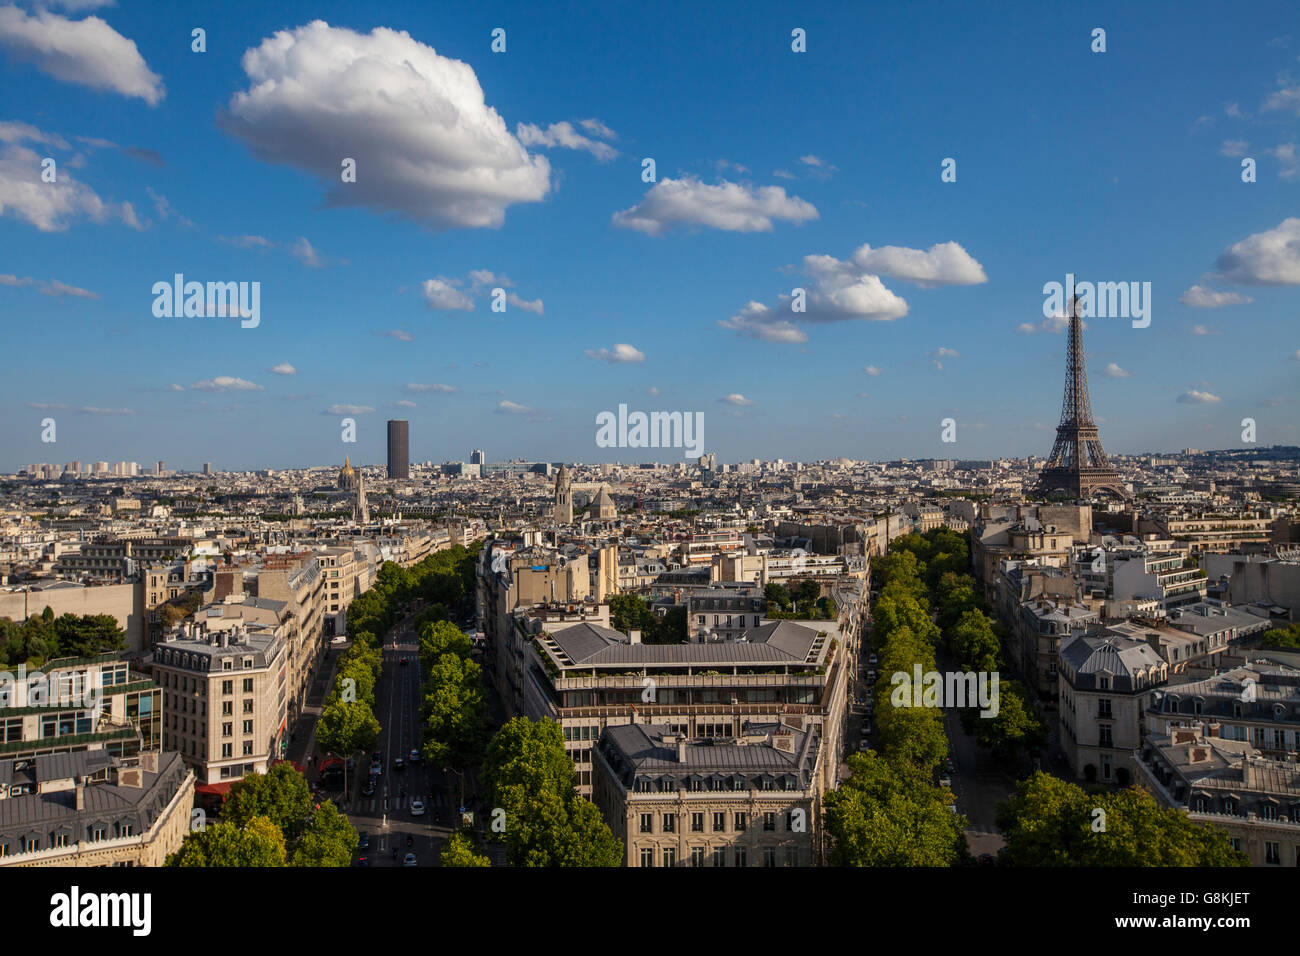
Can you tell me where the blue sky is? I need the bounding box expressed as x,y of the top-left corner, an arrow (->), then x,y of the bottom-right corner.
1,0 -> 1297,471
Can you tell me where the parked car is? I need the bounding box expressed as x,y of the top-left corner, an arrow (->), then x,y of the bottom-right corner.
361,776 -> 376,797
944,756 -> 956,774
357,832 -> 370,850
939,773 -> 952,788
868,653 -> 878,666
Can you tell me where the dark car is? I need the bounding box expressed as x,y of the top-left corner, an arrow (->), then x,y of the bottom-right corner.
354,855 -> 368,867
399,656 -> 409,666
393,757 -> 405,771
408,748 -> 421,764
358,832 -> 370,850
361,776 -> 376,797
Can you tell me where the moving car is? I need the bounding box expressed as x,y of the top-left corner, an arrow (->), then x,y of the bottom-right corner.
357,832 -> 370,850
393,757 -> 405,771
408,748 -> 421,763
410,799 -> 425,817
403,853 -> 418,867
399,656 -> 409,666
361,776 -> 376,797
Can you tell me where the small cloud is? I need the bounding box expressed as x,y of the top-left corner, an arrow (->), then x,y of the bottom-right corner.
469,269 -> 512,288
496,400 -> 532,414
190,376 -> 263,391
515,120 -> 618,162
863,365 -> 882,376
578,118 -> 617,140
718,393 -> 754,406
1102,362 -> 1131,378
1190,324 -> 1220,335
290,236 -> 323,267
1220,140 -> 1249,157
145,186 -> 192,227
79,406 -> 133,415
270,363 -> 297,375
392,399 -> 417,408
122,146 -> 163,167
1180,284 -> 1252,307
1177,389 -> 1221,404
647,386 -> 660,397
325,403 -> 374,415
26,401 -> 68,410
168,383 -> 184,391
404,382 -> 457,393
1016,322 -> 1037,334
585,343 -> 645,364
221,234 -> 273,249
422,277 -> 475,311
381,329 -> 413,341
507,292 -> 544,315
772,168 -> 795,180
797,154 -> 838,178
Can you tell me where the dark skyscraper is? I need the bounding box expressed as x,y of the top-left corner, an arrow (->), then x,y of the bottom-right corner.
387,420 -> 410,479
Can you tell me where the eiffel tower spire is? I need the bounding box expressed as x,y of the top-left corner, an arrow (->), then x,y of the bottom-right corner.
1036,289 -> 1130,500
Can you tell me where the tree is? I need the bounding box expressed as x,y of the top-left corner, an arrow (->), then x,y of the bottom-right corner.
972,680 -> 1047,762
482,718 -> 621,867
291,802 -> 359,867
824,752 -> 967,866
222,762 -> 314,845
421,654 -> 487,769
764,581 -> 792,611
996,773 -> 1247,866
168,816 -> 287,867
418,620 -> 472,669
608,594 -> 655,636
440,829 -> 491,867
316,699 -> 380,762
947,609 -> 1002,673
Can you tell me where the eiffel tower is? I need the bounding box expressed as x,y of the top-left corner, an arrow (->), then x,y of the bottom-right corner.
1036,292 -> 1130,500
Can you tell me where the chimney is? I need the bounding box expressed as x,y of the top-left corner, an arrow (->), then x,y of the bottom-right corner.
1205,722 -> 1221,738
74,782 -> 85,811
676,738 -> 687,763
628,629 -> 641,644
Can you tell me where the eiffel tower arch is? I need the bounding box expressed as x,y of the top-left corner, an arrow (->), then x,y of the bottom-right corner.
1036,293 -> 1131,500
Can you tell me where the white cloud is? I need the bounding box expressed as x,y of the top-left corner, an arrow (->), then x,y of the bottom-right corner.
392,399 -> 417,408
719,301 -> 809,343
0,272 -> 97,298
647,386 -> 660,397
1220,140 -> 1249,157
79,405 -> 133,415
585,343 -> 645,364
382,329 -> 413,341
1263,85 -> 1300,115
145,187 -> 193,227
516,121 -> 618,162
846,241 -> 988,287
191,376 -> 264,391
326,403 -> 373,415
863,365 -> 882,376
797,154 -> 838,178
0,120 -> 69,150
1180,284 -> 1252,307
772,168 -> 795,180
718,393 -> 754,406
404,382 -> 457,393
1177,389 -> 1222,404
221,234 -> 273,249
290,236 -> 323,268
1213,218 -> 1300,285
1268,142 -> 1299,180
1102,363 -> 1130,378
270,363 -> 297,375
612,176 -> 818,236
0,143 -> 141,232
0,6 -> 163,104
469,269 -> 511,288
26,401 -> 67,410
495,400 -> 532,414
578,118 -> 617,140
421,277 -> 475,311
1016,322 -> 1037,334
220,20 -> 550,229
507,292 -> 544,315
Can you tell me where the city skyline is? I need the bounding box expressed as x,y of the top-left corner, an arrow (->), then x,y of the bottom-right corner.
2,1 -> 1298,471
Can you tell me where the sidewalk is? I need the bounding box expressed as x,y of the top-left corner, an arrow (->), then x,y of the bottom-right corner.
285,640 -> 348,782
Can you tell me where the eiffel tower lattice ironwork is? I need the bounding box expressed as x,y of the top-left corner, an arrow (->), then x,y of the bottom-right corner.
1036,292 -> 1130,500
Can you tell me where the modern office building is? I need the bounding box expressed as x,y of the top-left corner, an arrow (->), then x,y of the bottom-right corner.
470,449 -> 485,465
387,420 -> 410,480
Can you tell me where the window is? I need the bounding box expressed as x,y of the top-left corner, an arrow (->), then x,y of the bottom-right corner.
222,680 -> 233,695
221,744 -> 232,758
763,847 -> 776,868
712,848 -> 726,867
1266,842 -> 1280,865
690,846 -> 706,867
662,814 -> 675,833
1097,698 -> 1112,719
639,848 -> 654,867
1261,804 -> 1280,822
691,812 -> 704,833
734,812 -> 747,831
242,741 -> 254,756
221,701 -> 232,716
243,699 -> 254,714
1098,677 -> 1110,690
52,833 -> 69,848
712,812 -> 726,832
734,847 -> 746,868
785,847 -> 798,867
639,813 -> 653,834
1098,725 -> 1113,748
223,723 -> 233,738
662,848 -> 675,867
243,720 -> 253,735
91,826 -> 107,843
763,812 -> 776,832
242,678 -> 253,693
120,824 -> 132,838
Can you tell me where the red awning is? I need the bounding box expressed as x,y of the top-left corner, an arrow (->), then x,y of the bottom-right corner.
195,781 -> 235,795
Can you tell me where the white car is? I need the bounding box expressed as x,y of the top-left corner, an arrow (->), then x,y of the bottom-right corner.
410,799 -> 426,817
939,774 -> 952,788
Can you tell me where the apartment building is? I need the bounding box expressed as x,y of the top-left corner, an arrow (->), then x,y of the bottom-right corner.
55,536 -> 191,582
1142,513 -> 1272,554
521,613 -> 847,796
687,585 -> 764,640
1147,664 -> 1300,759
1059,633 -> 1169,785
592,720 -> 822,867
251,553 -> 325,726
314,546 -> 366,633
1134,726 -> 1300,866
1016,598 -> 1099,699
152,616 -> 289,791
0,750 -> 193,868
